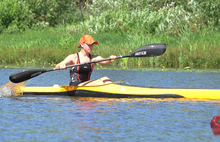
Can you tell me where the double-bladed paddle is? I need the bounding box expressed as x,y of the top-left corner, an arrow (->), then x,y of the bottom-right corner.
9,43 -> 167,83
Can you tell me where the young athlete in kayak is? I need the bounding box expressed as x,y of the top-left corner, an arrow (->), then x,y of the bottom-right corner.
55,35 -> 116,86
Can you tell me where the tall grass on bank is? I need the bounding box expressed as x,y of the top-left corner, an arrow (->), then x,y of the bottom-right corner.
0,28 -> 220,69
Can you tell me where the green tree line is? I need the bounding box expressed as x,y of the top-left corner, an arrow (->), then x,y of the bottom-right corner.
0,0 -> 219,35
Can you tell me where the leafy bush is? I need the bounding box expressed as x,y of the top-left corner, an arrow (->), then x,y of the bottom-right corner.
0,0 -> 33,33
0,0 -> 80,33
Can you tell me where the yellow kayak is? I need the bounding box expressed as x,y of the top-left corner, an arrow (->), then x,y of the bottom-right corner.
21,83 -> 220,99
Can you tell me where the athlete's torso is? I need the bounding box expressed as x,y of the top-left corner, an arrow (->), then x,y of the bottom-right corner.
69,53 -> 93,86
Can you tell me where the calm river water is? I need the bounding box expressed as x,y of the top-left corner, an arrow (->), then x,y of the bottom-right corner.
0,68 -> 220,141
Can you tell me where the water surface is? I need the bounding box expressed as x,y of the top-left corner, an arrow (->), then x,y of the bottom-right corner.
0,68 -> 220,141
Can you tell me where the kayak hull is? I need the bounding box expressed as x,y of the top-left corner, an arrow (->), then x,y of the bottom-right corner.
21,83 -> 220,99
23,90 -> 183,98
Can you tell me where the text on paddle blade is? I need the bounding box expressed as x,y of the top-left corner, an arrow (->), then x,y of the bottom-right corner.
134,51 -> 147,56
31,72 -> 42,77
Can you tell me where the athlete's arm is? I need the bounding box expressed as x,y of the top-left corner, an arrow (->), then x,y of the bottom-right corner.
92,55 -> 116,65
55,54 -> 76,70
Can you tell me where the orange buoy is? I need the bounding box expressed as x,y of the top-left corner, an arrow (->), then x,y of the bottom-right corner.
211,115 -> 220,135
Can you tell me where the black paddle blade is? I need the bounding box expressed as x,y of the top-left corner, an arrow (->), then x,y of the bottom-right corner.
9,69 -> 50,83
128,44 -> 167,57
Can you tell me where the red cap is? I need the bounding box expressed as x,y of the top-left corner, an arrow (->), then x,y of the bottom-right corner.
79,35 -> 98,47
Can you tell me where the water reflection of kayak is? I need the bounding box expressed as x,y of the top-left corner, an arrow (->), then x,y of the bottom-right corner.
21,82 -> 220,99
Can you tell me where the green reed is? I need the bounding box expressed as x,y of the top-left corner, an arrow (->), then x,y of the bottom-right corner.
0,28 -> 220,69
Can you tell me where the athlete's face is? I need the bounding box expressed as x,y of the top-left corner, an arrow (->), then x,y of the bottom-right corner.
83,43 -> 93,53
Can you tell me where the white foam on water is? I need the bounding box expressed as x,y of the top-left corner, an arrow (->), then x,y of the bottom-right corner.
0,81 -> 26,98
0,87 -> 12,97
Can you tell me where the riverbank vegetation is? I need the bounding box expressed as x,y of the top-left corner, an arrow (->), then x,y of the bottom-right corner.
0,0 -> 220,69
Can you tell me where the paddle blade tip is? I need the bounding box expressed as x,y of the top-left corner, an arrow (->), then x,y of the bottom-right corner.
9,74 -> 22,83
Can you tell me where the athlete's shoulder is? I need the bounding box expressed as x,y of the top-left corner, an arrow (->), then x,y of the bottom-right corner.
66,53 -> 77,58
63,53 -> 78,64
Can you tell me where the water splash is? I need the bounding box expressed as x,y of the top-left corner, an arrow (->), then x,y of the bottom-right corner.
0,81 -> 26,97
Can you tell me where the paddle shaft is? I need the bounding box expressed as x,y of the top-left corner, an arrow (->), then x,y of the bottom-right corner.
9,55 -> 126,83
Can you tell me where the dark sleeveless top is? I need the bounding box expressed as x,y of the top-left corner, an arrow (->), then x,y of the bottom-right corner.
69,53 -> 93,86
